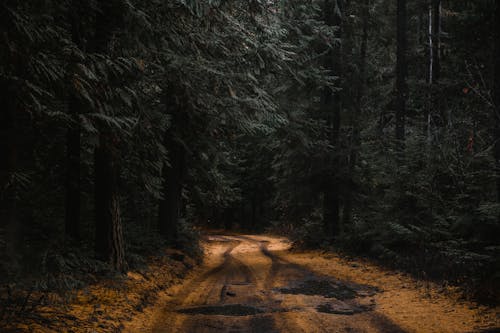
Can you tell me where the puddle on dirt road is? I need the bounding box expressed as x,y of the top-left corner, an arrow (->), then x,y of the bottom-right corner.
278,279 -> 376,300
178,279 -> 378,318
279,279 -> 356,300
178,304 -> 264,316
278,278 -> 378,316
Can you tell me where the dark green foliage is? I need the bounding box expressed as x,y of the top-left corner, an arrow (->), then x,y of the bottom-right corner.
0,0 -> 311,282
0,0 -> 499,306
265,0 -> 499,301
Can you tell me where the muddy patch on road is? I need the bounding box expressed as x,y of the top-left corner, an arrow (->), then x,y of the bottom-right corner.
279,278 -> 378,299
178,304 -> 265,316
279,279 -> 358,299
277,278 -> 379,315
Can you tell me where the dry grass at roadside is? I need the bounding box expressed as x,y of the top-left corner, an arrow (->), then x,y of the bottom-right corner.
0,249 -> 197,333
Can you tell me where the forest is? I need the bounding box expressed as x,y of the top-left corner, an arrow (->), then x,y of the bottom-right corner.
1,0 -> 500,332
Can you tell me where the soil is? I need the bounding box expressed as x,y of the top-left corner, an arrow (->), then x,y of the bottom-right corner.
124,234 -> 500,333
3,233 -> 499,332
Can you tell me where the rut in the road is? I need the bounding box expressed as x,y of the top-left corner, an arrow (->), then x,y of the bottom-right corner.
146,235 -> 408,333
122,234 -> 500,333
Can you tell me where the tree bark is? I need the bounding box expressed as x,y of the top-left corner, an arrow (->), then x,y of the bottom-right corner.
343,0 -> 369,226
64,2 -> 85,241
251,193 -> 257,230
395,0 -> 408,149
92,0 -> 126,271
158,133 -> 185,244
0,2 -> 23,270
65,100 -> 81,240
322,0 -> 343,240
426,0 -> 442,142
494,1 -> 500,207
431,0 -> 441,84
94,135 -> 126,271
223,207 -> 234,230
0,82 -> 19,266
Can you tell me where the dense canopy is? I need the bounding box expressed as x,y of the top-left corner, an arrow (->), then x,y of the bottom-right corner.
1,0 -> 499,323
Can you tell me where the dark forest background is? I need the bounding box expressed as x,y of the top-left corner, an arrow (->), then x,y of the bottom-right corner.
1,0 -> 499,304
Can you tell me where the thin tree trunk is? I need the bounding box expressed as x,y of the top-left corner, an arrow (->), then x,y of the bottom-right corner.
65,103 -> 81,240
94,135 -> 126,271
158,134 -> 185,244
92,0 -> 126,271
323,188 -> 340,238
0,2 -> 24,270
0,89 -> 15,227
432,0 -> 444,128
0,83 -> 19,268
425,3 -> 433,142
493,1 -> 500,207
343,0 -> 369,226
251,193 -> 257,230
258,198 -> 264,232
426,0 -> 442,142
323,0 -> 343,240
223,208 -> 234,230
64,3 -> 84,240
322,0 -> 344,240
395,0 -> 408,150
417,9 -> 423,46
431,0 -> 441,85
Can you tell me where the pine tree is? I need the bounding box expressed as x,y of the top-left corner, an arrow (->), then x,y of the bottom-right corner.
395,0 -> 408,150
64,1 -> 85,241
494,1 -> 500,209
92,0 -> 127,271
158,89 -> 187,244
323,0 -> 343,240
343,0 -> 369,226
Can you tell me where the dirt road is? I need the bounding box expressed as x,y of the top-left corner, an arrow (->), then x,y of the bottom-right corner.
124,234 -> 499,333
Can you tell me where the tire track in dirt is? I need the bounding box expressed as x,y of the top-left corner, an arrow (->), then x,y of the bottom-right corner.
139,234 -> 408,333
231,235 -> 407,333
151,235 -> 280,333
149,238 -> 240,332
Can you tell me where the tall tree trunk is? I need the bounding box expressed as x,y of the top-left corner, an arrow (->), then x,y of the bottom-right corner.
431,0 -> 441,85
426,0 -> 442,142
0,83 -> 19,268
94,135 -> 126,271
343,0 -> 369,226
395,0 -> 408,150
0,2 -> 25,272
251,193 -> 257,230
64,3 -> 85,241
494,1 -> 500,208
223,207 -> 234,230
323,0 -> 343,240
425,3 -> 433,141
65,122 -> 81,240
158,133 -> 185,244
92,0 -> 126,271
